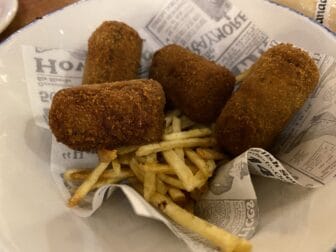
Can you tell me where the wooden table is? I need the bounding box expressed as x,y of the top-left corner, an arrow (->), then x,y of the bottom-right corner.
0,0 -> 78,41
0,0 -> 334,42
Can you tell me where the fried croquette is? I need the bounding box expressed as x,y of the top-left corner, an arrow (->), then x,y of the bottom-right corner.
149,44 -> 235,123
49,79 -> 165,151
82,21 -> 142,84
215,43 -> 320,156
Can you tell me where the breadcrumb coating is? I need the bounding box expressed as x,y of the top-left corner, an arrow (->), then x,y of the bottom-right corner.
215,43 -> 320,156
82,21 -> 142,84
149,44 -> 235,123
49,79 -> 165,151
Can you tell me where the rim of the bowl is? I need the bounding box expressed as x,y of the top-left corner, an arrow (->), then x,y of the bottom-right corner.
0,0 -> 19,33
0,0 -> 334,48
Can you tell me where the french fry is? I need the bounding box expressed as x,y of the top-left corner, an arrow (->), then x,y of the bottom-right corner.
206,160 -> 217,174
129,158 -> 144,182
142,163 -> 175,174
158,174 -> 185,190
136,138 -> 216,156
68,161 -> 111,207
156,179 -> 168,195
196,148 -> 229,161
144,171 -> 156,200
150,193 -> 252,252
63,168 -> 87,181
171,116 -> 185,161
146,153 -> 157,163
235,68 -> 250,82
163,150 -> 196,191
163,128 -> 212,141
64,169 -> 115,181
91,170 -> 134,190
168,187 -> 186,203
111,160 -> 121,175
174,148 -> 185,161
64,109 -> 250,251
193,171 -> 208,189
172,116 -> 181,132
185,149 -> 210,177
117,145 -> 139,155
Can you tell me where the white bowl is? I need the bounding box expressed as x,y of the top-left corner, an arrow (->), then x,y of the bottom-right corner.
0,0 -> 335,251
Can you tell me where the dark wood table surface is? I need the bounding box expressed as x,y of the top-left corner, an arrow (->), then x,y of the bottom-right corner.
0,0 -> 78,41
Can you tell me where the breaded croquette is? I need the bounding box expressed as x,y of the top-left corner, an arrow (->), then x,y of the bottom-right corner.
82,21 -> 142,84
49,79 -> 165,151
149,44 -> 235,123
215,43 -> 320,156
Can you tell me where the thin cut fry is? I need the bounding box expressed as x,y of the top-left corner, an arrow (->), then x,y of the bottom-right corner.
156,179 -> 168,195
136,138 -> 216,156
63,168 -> 87,181
172,116 -> 181,132
129,158 -> 144,182
206,160 -> 217,174
111,160 -> 121,175
163,128 -> 212,141
168,187 -> 186,203
171,116 -> 185,160
91,170 -> 134,190
68,161 -> 110,207
64,169 -> 114,181
193,171 -> 208,189
142,163 -> 175,174
163,150 -> 196,191
144,171 -> 156,200
235,68 -> 251,82
146,153 -> 157,163
185,149 -> 210,177
158,174 -> 185,190
174,148 -> 184,161
150,193 -> 252,252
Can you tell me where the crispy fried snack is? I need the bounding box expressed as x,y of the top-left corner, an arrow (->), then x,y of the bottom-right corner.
82,21 -> 142,84
216,43 -> 320,156
149,44 -> 235,123
49,79 -> 165,151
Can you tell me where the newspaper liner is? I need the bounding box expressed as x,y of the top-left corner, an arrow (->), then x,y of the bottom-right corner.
21,0 -> 336,251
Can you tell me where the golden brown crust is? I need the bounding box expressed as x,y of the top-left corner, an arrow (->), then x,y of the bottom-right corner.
49,79 -> 165,151
215,43 -> 320,156
149,44 -> 235,123
82,21 -> 142,84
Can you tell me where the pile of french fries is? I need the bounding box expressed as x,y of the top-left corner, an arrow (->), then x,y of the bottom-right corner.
63,110 -> 251,252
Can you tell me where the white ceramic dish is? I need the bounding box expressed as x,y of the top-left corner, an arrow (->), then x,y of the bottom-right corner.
0,0 -> 335,251
0,0 -> 18,33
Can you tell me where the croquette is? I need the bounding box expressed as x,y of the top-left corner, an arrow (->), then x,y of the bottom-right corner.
49,79 -> 165,151
215,43 -> 320,156
149,44 -> 235,123
82,21 -> 142,84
